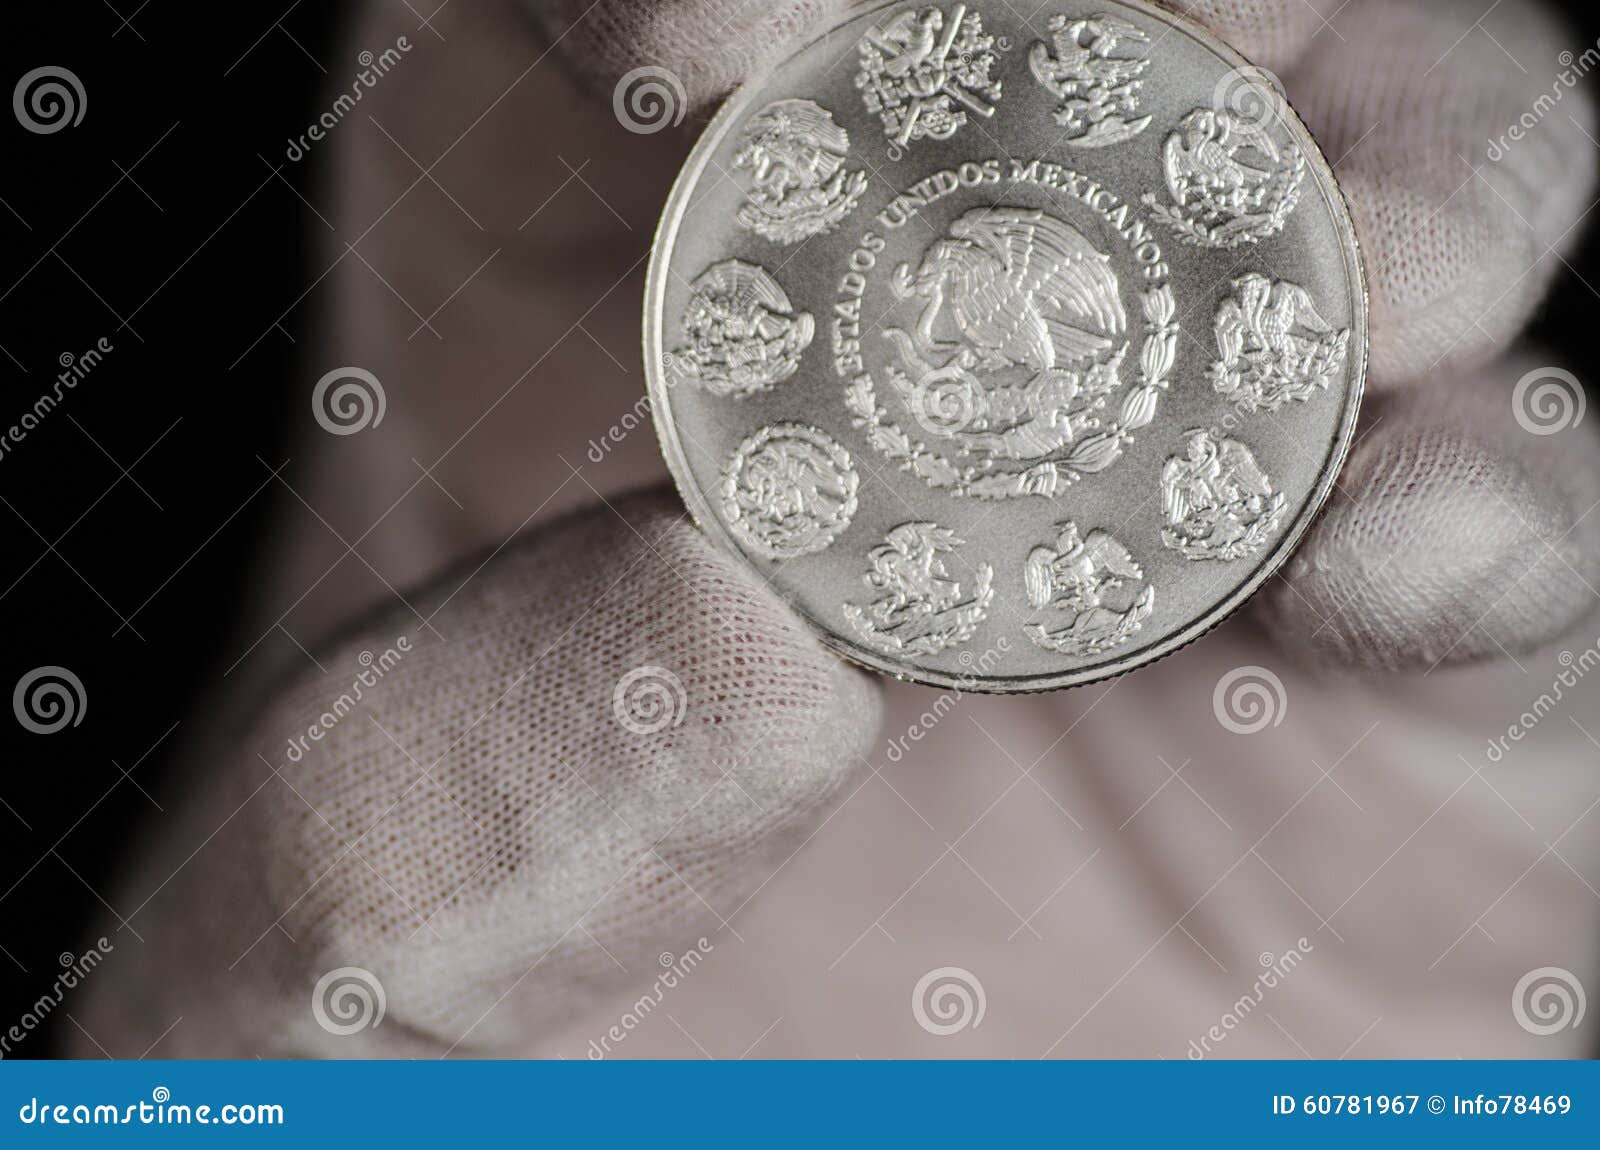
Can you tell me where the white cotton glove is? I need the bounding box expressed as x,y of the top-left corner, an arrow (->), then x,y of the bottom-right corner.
72,0 -> 1600,1059
75,491 -> 878,1056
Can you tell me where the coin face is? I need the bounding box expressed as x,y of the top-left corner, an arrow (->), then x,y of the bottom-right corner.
645,0 -> 1366,692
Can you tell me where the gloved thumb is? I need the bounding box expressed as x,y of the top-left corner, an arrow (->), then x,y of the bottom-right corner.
73,487 -> 881,1057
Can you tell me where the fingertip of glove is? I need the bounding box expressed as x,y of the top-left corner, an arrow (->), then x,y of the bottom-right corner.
1258,363 -> 1600,670
1164,0 -> 1330,76
618,488 -> 884,802
525,0 -> 856,114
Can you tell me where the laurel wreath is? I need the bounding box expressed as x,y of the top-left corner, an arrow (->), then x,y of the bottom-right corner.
1161,491 -> 1287,562
844,284 -> 1178,500
1142,149 -> 1306,249
843,562 -> 994,657
1025,584 -> 1155,657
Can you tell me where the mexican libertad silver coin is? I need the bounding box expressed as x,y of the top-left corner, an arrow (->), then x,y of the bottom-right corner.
645,0 -> 1366,692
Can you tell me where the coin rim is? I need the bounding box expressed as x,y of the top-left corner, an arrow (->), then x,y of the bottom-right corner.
643,0 -> 1369,693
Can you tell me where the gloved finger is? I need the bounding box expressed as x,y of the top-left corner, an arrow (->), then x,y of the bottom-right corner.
72,488 -> 882,1057
1285,0 -> 1597,389
531,0 -> 1339,120
1155,0 -> 1335,75
524,0 -> 859,112
1256,353 -> 1600,670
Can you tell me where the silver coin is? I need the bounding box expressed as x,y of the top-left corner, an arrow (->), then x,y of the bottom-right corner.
645,0 -> 1366,692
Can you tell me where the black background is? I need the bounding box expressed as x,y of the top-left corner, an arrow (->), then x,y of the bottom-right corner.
1,1 -> 1597,1057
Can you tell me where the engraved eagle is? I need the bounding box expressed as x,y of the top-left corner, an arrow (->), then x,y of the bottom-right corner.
1214,272 -> 1333,362
1024,521 -> 1142,614
1163,108 -> 1282,212
1161,429 -> 1275,530
889,206 -> 1126,379
1027,14 -> 1152,145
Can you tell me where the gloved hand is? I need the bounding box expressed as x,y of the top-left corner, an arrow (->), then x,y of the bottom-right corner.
72,0 -> 1600,1058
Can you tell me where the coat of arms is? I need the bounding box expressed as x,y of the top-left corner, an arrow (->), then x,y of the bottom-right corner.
1160,428 -> 1286,561
1209,273 -> 1349,412
732,99 -> 867,243
1143,98 -> 1306,248
844,205 -> 1178,499
855,3 -> 1003,149
843,522 -> 993,656
1023,522 -> 1155,656
668,260 -> 814,398
1028,13 -> 1152,147
721,424 -> 859,559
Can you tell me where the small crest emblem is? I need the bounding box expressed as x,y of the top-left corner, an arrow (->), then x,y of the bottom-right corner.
1160,429 -> 1286,562
1210,273 -> 1349,412
1024,522 -> 1155,656
733,99 -> 867,243
669,260 -> 814,398
1143,85 -> 1306,247
844,522 -> 993,656
855,3 -> 1003,149
721,424 -> 858,559
1028,13 -> 1152,147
